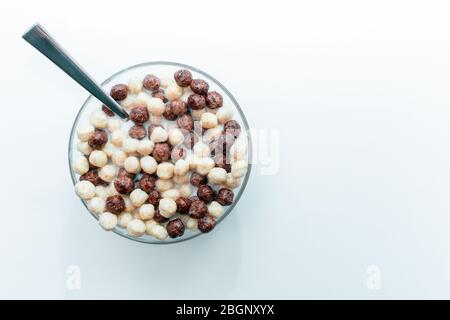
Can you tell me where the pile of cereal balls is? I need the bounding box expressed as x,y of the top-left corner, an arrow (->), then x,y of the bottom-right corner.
73,69 -> 248,241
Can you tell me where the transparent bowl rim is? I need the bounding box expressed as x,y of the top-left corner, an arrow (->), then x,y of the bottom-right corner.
68,61 -> 252,244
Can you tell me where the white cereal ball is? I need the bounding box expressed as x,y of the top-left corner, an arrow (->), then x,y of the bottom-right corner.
124,156 -> 141,174
139,204 -> 155,220
208,201 -> 224,219
145,220 -> 158,235
107,118 -> 122,132
123,196 -> 136,212
156,162 -> 174,179
200,112 -> 218,129
156,179 -> 174,192
117,212 -> 133,228
89,110 -> 108,128
150,224 -> 168,240
75,180 -> 96,200
123,138 -> 139,154
230,139 -> 248,161
196,157 -> 215,176
77,141 -> 92,155
99,212 -> 118,230
173,173 -> 189,185
168,128 -> 184,146
77,123 -> 95,141
179,184 -> 192,198
186,218 -> 198,230
185,154 -> 197,170
216,108 -> 233,124
111,130 -> 126,147
151,115 -> 163,125
226,173 -> 241,189
112,150 -> 127,166
193,142 -> 210,158
165,83 -> 183,100
102,143 -> 116,157
73,156 -> 89,175
128,75 -> 143,94
99,165 -> 116,183
89,150 -> 108,168
159,198 -> 177,218
88,197 -> 106,215
191,108 -> 205,120
137,139 -> 154,156
130,188 -> 149,207
162,189 -> 180,201
208,167 -> 227,185
95,185 -> 109,200
160,78 -> 172,89
140,156 -> 158,174
231,160 -> 248,178
174,159 -> 189,176
120,96 -> 135,110
150,126 -> 168,143
107,183 -> 119,197
127,219 -> 146,237
202,127 -> 222,143
135,92 -> 152,107
147,97 -> 165,116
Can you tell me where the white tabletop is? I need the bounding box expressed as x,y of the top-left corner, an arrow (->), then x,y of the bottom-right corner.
2,0 -> 450,299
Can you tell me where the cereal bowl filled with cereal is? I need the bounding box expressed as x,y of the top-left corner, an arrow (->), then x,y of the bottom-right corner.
69,62 -> 251,243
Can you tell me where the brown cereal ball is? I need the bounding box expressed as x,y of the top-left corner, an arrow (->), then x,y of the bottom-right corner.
223,120 -> 241,138
163,103 -> 177,121
197,184 -> 215,203
152,143 -> 170,162
183,132 -> 196,150
177,114 -> 194,132
189,199 -> 208,219
190,172 -> 207,187
88,129 -> 108,150
174,69 -> 193,87
176,197 -> 192,214
143,75 -> 160,91
147,189 -> 161,207
152,89 -> 168,103
139,173 -> 156,193
114,176 -> 135,194
110,84 -> 128,101
169,100 -> 187,115
214,153 -> 231,172
187,94 -> 206,110
153,208 -> 168,223
216,188 -> 234,206
102,105 -> 115,117
80,169 -> 106,186
166,219 -> 185,238
171,146 -> 186,162
118,167 -> 136,179
190,79 -> 209,95
130,104 -> 149,124
105,195 -> 125,214
128,125 -> 147,140
206,91 -> 223,109
198,215 -> 216,233
210,132 -> 235,155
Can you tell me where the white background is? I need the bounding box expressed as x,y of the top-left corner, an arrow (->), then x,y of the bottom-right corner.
1,0 -> 450,299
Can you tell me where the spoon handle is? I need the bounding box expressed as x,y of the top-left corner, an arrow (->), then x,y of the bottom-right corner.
22,23 -> 129,120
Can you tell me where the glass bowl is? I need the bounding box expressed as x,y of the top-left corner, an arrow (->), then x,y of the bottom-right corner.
68,61 -> 252,244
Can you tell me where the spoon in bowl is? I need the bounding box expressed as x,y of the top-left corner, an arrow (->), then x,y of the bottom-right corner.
22,23 -> 129,120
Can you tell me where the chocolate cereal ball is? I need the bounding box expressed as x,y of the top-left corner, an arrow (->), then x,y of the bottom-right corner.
152,143 -> 170,162
171,146 -> 186,162
110,84 -> 128,101
166,219 -> 185,238
190,172 -> 207,187
102,105 -> 115,117
198,215 -> 216,233
153,208 -> 168,223
139,173 -> 156,193
213,153 -> 231,172
190,79 -> 209,95
88,129 -> 108,150
105,195 -> 125,214
130,104 -> 149,124
152,89 -> 168,103
147,189 -> 161,207
216,188 -> 234,206
187,94 -> 206,110
206,91 -> 223,109
169,100 -> 187,115
177,114 -> 194,132
163,103 -> 177,121
174,69 -> 193,87
128,125 -> 147,140
143,75 -> 160,91
189,199 -> 208,219
176,197 -> 192,214
197,184 -> 215,203
114,176 -> 135,194
80,169 -> 106,186
224,120 -> 241,138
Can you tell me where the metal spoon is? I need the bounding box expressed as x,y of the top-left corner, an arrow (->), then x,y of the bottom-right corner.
22,23 -> 129,120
